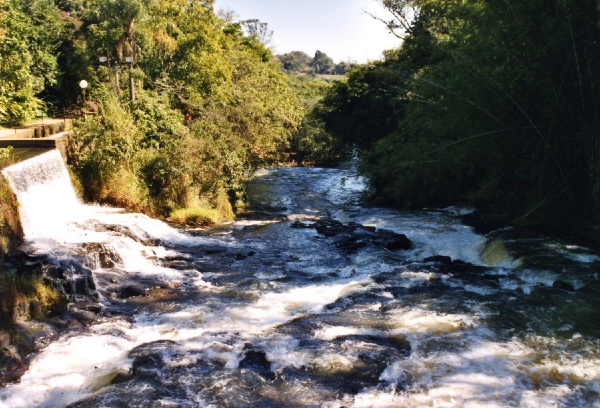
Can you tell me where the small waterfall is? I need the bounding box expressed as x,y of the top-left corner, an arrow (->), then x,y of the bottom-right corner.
1,150 -> 82,241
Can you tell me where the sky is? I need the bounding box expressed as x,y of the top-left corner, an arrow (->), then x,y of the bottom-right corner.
212,0 -> 402,63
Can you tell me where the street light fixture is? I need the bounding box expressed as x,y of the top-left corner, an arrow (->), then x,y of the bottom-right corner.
79,79 -> 88,106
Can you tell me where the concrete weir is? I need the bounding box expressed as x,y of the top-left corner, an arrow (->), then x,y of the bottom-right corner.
0,119 -> 72,162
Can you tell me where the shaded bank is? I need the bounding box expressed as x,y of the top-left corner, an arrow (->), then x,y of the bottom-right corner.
0,174 -> 22,258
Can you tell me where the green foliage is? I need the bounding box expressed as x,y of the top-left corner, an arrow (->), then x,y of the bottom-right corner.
286,74 -> 351,164
278,51 -> 312,72
170,206 -> 223,226
68,87 -> 146,209
0,174 -> 22,258
309,50 -> 335,75
0,0 -> 63,125
1,0 -> 333,224
131,90 -> 187,149
63,0 -> 306,223
320,0 -> 600,227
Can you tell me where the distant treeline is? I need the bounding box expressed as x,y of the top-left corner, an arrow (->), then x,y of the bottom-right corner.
316,0 -> 600,231
277,50 -> 351,76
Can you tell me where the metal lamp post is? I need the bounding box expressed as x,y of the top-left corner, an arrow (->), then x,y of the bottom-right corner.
79,79 -> 88,107
114,62 -> 120,94
126,56 -> 135,102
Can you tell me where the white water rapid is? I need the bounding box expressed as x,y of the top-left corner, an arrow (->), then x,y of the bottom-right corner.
0,153 -> 599,407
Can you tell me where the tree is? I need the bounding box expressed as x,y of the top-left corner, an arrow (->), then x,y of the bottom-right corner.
319,0 -> 600,228
242,19 -> 273,46
333,61 -> 351,75
0,0 -> 63,125
309,50 -> 335,75
278,51 -> 311,72
65,0 -> 303,221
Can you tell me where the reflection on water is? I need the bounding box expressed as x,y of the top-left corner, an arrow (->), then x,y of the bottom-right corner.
1,154 -> 600,407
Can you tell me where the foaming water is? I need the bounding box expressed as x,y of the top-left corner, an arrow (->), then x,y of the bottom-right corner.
1,158 -> 600,407
2,151 -> 84,240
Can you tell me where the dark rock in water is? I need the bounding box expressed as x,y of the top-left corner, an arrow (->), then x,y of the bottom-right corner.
0,329 -> 35,386
290,220 -> 313,229
239,343 -> 274,380
423,255 -> 453,265
296,217 -> 412,253
235,249 -> 256,260
116,286 -> 147,299
422,255 -> 489,277
58,264 -> 97,298
129,340 -> 179,382
334,233 -> 368,252
164,260 -> 189,269
372,228 -> 412,251
82,243 -> 122,268
68,340 -> 216,407
552,280 -> 575,292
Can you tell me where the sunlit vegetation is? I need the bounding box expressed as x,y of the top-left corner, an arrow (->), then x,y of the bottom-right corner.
0,174 -> 21,258
1,0 -> 343,225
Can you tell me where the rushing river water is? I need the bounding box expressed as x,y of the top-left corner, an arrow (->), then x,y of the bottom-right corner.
1,150 -> 600,407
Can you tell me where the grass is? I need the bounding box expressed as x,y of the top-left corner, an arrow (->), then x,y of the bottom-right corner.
169,206 -> 224,226
21,277 -> 63,314
0,173 -> 22,257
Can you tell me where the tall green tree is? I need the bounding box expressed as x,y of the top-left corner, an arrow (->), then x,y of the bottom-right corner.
278,51 -> 311,72
319,0 -> 600,228
67,0 -> 302,221
0,0 -> 63,125
309,50 -> 335,74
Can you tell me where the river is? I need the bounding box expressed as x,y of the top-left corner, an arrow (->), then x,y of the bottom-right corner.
1,150 -> 599,407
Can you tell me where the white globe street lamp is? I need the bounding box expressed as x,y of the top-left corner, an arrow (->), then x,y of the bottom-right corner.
79,79 -> 88,107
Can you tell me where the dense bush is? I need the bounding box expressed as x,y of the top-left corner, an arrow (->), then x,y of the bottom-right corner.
318,0 -> 600,229
62,0 -> 307,224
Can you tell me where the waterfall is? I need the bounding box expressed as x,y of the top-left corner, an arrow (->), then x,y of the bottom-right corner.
1,150 -> 83,242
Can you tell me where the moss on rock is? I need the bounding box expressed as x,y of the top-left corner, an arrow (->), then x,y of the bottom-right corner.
0,174 -> 22,258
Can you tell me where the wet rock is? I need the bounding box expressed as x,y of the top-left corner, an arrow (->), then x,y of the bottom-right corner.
290,220 -> 313,229
552,280 -> 575,292
239,343 -> 274,380
116,286 -> 147,299
129,340 -> 178,382
59,264 -> 97,298
235,249 -> 256,260
0,331 -> 11,349
82,243 -> 122,269
103,224 -> 160,246
422,256 -> 490,277
297,218 -> 412,253
45,265 -> 68,280
423,255 -> 453,265
0,329 -> 36,386
164,260 -> 189,269
67,379 -> 162,407
374,229 -> 412,251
